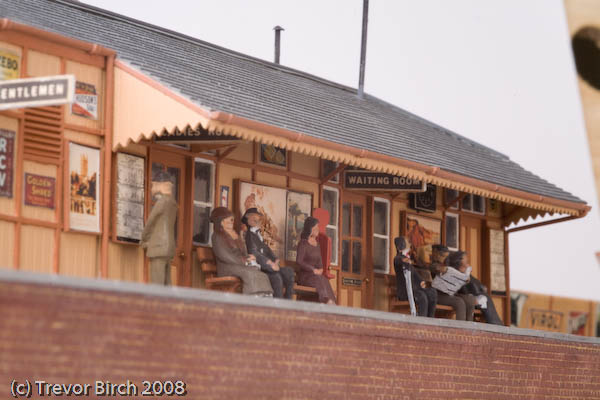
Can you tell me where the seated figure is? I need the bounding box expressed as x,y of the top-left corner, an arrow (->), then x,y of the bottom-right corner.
242,207 -> 295,299
210,207 -> 273,296
295,216 -> 337,305
431,246 -> 476,321
394,237 -> 437,317
414,244 -> 434,285
452,251 -> 503,325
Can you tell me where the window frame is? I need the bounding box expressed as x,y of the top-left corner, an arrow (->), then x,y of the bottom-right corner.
192,157 -> 215,247
323,185 -> 339,266
372,196 -> 391,274
462,193 -> 486,215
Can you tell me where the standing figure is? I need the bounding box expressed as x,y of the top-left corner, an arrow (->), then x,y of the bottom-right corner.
312,208 -> 335,279
394,237 -> 438,318
210,207 -> 273,296
296,217 -> 337,305
242,208 -> 295,299
140,171 -> 178,285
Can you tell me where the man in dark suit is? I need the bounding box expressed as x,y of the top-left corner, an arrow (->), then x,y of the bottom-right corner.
242,208 -> 294,299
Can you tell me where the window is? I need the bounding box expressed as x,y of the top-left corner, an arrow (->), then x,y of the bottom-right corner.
322,160 -> 340,183
445,189 -> 459,210
462,193 -> 486,215
193,158 -> 215,246
322,186 -> 339,265
373,197 -> 390,274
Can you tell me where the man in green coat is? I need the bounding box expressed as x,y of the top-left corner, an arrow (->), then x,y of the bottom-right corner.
140,171 -> 178,285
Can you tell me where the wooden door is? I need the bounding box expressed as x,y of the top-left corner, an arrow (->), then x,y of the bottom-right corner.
147,149 -> 188,286
339,193 -> 368,308
460,216 -> 482,278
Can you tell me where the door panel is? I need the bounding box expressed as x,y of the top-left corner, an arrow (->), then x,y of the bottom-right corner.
340,193 -> 367,308
147,149 -> 187,286
461,216 -> 482,279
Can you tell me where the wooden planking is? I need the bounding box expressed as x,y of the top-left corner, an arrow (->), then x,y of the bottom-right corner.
0,220 -> 15,268
290,151 -> 320,178
289,178 -> 319,202
255,171 -> 286,187
19,224 -> 54,273
217,165 -> 252,210
352,290 -> 362,309
26,49 -> 60,77
21,160 -> 57,222
64,60 -> 105,131
107,242 -> 144,283
226,141 -> 253,163
64,129 -> 101,147
59,232 -> 98,278
0,115 -> 18,216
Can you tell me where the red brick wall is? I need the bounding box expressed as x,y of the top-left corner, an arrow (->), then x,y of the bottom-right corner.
1,277 -> 599,399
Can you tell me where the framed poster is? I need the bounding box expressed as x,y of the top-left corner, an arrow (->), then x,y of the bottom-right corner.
489,228 -> 506,294
258,143 -> 287,168
114,152 -> 145,243
404,213 -> 441,254
24,173 -> 55,209
568,311 -> 588,336
444,212 -> 459,251
285,190 -> 313,261
238,181 -> 287,260
0,129 -> 15,198
72,81 -> 98,120
66,142 -> 101,233
220,185 -> 229,207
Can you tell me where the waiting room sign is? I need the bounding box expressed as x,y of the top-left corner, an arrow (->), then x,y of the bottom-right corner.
343,170 -> 426,191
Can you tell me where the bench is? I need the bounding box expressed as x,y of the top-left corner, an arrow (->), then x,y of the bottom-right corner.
385,275 -> 484,320
198,252 -> 318,301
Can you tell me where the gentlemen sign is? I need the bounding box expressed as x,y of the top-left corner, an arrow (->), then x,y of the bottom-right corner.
0,74 -> 75,110
155,125 -> 239,143
343,170 -> 426,191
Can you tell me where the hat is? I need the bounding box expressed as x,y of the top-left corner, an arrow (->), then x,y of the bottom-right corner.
241,207 -> 263,225
210,207 -> 233,223
394,236 -> 410,252
448,251 -> 466,268
432,244 -> 449,254
154,170 -> 172,183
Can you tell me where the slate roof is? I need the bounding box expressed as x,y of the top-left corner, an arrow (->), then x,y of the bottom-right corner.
0,0 -> 585,204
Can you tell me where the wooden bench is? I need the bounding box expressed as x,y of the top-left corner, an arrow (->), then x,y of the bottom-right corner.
385,275 -> 484,320
198,253 -> 318,301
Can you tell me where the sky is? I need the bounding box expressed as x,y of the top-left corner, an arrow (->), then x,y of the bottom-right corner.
83,0 -> 600,301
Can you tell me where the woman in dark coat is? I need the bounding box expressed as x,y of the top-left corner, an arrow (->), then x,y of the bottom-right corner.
295,217 -> 337,304
210,207 -> 273,296
394,237 -> 437,317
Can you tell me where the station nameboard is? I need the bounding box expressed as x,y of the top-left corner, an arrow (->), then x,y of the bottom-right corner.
155,125 -> 240,143
343,170 -> 426,192
0,74 -> 75,110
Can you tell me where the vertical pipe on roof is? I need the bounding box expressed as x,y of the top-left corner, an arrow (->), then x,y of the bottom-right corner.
358,0 -> 369,98
274,26 -> 284,64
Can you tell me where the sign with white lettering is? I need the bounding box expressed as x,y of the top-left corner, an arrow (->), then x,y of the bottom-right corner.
0,129 -> 15,198
343,170 -> 426,191
0,74 -> 75,110
155,125 -> 240,143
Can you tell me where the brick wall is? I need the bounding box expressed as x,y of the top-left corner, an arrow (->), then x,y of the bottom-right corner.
1,271 -> 599,399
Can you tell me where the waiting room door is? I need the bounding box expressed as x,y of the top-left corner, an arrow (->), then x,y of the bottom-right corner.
147,148 -> 188,286
461,216 -> 482,279
340,193 -> 368,308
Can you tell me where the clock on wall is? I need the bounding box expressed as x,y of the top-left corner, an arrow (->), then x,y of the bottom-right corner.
410,184 -> 437,213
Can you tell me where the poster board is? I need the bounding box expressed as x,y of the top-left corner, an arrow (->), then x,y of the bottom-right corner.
65,142 -> 101,234
114,152 -> 145,243
285,190 -> 313,261
489,228 -> 506,294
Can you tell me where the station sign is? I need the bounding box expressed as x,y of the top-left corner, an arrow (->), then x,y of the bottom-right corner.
343,170 -> 426,192
0,74 -> 75,110
155,125 -> 240,144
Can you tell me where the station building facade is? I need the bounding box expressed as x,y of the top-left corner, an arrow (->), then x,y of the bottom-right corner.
0,0 -> 591,324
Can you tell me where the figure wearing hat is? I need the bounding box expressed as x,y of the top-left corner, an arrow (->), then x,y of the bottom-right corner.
140,171 -> 178,285
242,208 -> 295,299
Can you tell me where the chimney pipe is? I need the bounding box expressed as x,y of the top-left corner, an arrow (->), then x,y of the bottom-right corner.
274,25 -> 284,64
358,0 -> 369,98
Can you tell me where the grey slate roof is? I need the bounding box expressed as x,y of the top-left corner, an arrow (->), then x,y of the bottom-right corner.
0,0 -> 585,204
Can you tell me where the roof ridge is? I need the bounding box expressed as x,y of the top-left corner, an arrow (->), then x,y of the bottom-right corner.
52,0 -> 359,95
